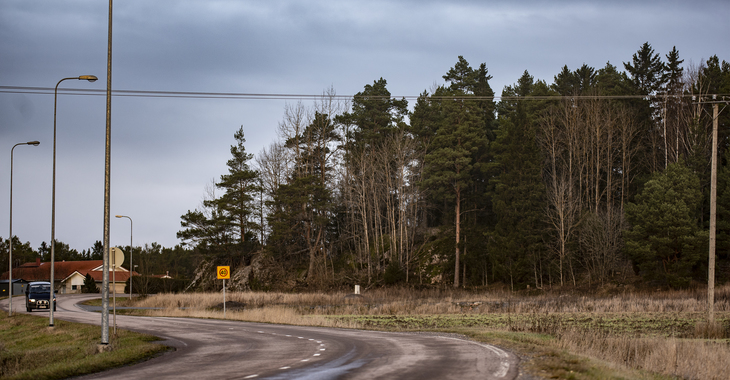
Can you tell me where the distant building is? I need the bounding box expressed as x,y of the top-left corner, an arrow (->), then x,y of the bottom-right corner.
0,258 -> 137,294
0,279 -> 28,297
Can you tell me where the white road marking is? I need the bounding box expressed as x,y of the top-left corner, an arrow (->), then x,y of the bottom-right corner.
279,366 -> 290,370
244,375 -> 258,379
301,359 -> 310,362
437,336 -> 511,378
314,353 -> 321,356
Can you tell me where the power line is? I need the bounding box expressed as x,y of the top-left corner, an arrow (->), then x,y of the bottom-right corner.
0,85 -> 727,102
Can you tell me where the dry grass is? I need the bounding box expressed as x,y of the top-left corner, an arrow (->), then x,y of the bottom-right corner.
134,284 -> 730,315
557,330 -> 730,379
127,284 -> 730,379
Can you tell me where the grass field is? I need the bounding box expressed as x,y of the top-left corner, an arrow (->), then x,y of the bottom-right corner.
123,285 -> 730,379
0,310 -> 169,380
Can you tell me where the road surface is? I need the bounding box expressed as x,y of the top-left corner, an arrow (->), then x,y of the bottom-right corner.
2,294 -> 520,379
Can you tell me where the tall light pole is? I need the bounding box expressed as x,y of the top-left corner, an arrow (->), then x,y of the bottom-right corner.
101,0 -> 114,346
9,140 -> 40,316
50,75 -> 97,327
115,215 -> 132,298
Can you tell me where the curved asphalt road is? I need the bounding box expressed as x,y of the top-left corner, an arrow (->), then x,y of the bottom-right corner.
2,294 -> 520,379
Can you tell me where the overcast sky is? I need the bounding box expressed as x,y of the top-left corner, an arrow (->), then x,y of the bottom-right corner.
1,0 -> 728,254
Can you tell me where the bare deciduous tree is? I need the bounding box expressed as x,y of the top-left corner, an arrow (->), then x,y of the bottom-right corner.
579,207 -> 626,286
540,105 -> 581,286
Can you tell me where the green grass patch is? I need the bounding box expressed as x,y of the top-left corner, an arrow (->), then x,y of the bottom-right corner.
81,297 -> 133,307
0,312 -> 169,380
325,312 -> 728,338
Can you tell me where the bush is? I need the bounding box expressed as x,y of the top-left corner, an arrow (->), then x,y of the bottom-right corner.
82,273 -> 99,293
383,261 -> 406,285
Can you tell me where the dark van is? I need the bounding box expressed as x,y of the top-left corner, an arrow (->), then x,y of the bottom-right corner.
25,281 -> 56,312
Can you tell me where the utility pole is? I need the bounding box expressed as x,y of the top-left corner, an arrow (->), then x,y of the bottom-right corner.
696,94 -> 728,325
709,99 -> 718,324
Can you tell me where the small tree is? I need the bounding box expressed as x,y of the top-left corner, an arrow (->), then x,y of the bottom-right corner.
624,163 -> 707,287
82,273 -> 99,293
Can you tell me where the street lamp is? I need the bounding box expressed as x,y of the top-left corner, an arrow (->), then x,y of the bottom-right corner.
50,75 -> 97,327
8,141 -> 40,316
115,215 -> 132,298
101,0 -> 114,346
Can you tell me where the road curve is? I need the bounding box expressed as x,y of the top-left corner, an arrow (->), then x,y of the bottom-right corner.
2,294 -> 520,380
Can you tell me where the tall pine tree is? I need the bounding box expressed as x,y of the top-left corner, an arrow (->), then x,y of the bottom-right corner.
178,126 -> 260,266
422,86 -> 488,287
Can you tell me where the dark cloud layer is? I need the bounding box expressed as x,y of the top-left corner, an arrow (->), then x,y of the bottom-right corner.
1,0 -> 728,251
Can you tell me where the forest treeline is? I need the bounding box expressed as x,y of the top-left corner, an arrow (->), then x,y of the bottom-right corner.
176,42 -> 730,290
3,42 -> 729,291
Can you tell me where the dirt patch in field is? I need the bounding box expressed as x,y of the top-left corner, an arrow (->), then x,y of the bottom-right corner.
209,301 -> 247,311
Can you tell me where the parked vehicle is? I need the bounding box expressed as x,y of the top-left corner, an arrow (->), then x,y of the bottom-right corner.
25,281 -> 56,312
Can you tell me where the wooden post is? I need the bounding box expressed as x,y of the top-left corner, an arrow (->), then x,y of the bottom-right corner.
709,102 -> 718,323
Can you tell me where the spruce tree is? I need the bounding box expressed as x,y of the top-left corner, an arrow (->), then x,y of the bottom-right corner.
596,62 -> 634,97
552,65 -> 579,96
488,72 -> 551,289
623,42 -> 668,173
624,163 -> 707,287
82,273 -> 99,293
623,42 -> 666,95
663,47 -> 684,94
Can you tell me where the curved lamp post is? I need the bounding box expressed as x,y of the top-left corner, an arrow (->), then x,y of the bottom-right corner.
50,75 -> 97,327
115,215 -> 133,298
8,141 -> 40,316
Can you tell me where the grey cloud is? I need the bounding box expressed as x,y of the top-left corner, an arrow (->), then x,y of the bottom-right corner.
1,0 -> 727,251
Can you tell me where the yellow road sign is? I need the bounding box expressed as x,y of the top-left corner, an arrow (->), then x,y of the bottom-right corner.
217,266 -> 230,280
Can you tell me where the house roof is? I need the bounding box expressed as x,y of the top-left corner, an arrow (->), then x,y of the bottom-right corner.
1,260 -> 136,283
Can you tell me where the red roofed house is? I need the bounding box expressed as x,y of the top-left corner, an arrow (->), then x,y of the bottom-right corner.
0,258 -> 136,294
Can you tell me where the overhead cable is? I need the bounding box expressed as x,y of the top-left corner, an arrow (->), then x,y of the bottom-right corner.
0,85 -> 726,102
